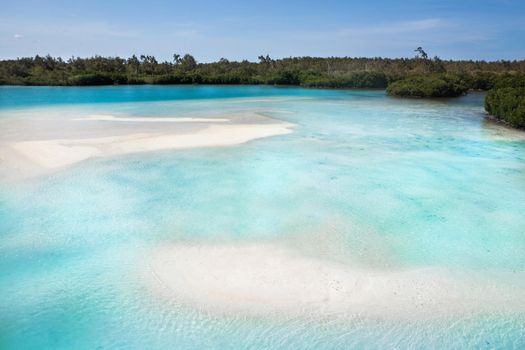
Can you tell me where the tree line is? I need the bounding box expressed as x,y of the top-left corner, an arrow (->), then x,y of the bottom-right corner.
1,54 -> 524,89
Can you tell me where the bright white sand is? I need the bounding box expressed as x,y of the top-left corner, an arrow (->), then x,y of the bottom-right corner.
2,113 -> 294,176
147,243 -> 525,319
10,123 -> 293,169
81,114 -> 230,123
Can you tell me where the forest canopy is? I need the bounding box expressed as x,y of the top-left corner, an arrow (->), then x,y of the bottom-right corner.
1,54 -> 524,90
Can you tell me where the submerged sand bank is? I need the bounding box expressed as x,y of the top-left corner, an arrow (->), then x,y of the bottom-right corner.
0,111 -> 294,179
147,243 -> 525,319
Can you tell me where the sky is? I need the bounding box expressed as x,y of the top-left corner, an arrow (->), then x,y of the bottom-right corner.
0,0 -> 524,62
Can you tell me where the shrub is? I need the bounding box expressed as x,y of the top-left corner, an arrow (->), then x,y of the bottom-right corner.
267,70 -> 301,85
301,71 -> 388,89
467,72 -> 498,90
68,73 -> 115,86
386,75 -> 468,97
126,76 -> 147,84
492,74 -> 525,89
485,87 -> 525,128
153,74 -> 186,84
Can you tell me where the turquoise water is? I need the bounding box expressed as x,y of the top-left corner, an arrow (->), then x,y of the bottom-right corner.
1,86 -> 525,349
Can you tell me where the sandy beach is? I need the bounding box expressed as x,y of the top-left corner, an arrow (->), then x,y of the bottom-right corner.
0,112 -> 294,179
147,242 -> 525,319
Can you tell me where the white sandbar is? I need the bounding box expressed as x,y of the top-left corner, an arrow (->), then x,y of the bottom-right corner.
10,123 -> 293,169
147,243 -> 525,319
81,114 -> 230,122
2,113 -> 294,176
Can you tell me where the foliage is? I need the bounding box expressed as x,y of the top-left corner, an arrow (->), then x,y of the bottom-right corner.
1,54 -> 524,89
485,88 -> 525,128
386,74 -> 469,97
302,71 -> 388,88
492,74 -> 525,89
68,73 -> 123,86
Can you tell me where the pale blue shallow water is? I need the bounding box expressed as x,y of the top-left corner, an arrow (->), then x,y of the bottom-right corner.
1,86 -> 525,349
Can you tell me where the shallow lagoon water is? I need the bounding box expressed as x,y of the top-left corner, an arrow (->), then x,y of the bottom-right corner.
1,86 -> 525,349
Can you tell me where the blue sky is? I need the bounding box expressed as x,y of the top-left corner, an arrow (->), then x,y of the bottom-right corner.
1,0 -> 524,61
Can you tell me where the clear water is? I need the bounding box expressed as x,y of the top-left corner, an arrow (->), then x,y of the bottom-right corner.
1,86 -> 524,349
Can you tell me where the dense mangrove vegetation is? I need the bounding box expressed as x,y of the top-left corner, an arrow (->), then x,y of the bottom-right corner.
1,54 -> 524,88
485,88 -> 525,129
386,75 -> 468,98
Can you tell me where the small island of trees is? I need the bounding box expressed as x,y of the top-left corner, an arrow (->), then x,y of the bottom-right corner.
386,75 -> 468,98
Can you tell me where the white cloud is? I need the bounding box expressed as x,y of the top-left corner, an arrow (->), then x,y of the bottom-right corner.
13,33 -> 24,39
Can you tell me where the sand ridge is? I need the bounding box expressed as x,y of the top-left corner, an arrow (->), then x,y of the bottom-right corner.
146,242 -> 525,319
1,112 -> 294,178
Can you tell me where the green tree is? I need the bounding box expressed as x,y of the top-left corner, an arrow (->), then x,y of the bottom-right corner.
180,54 -> 197,72
414,47 -> 428,59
